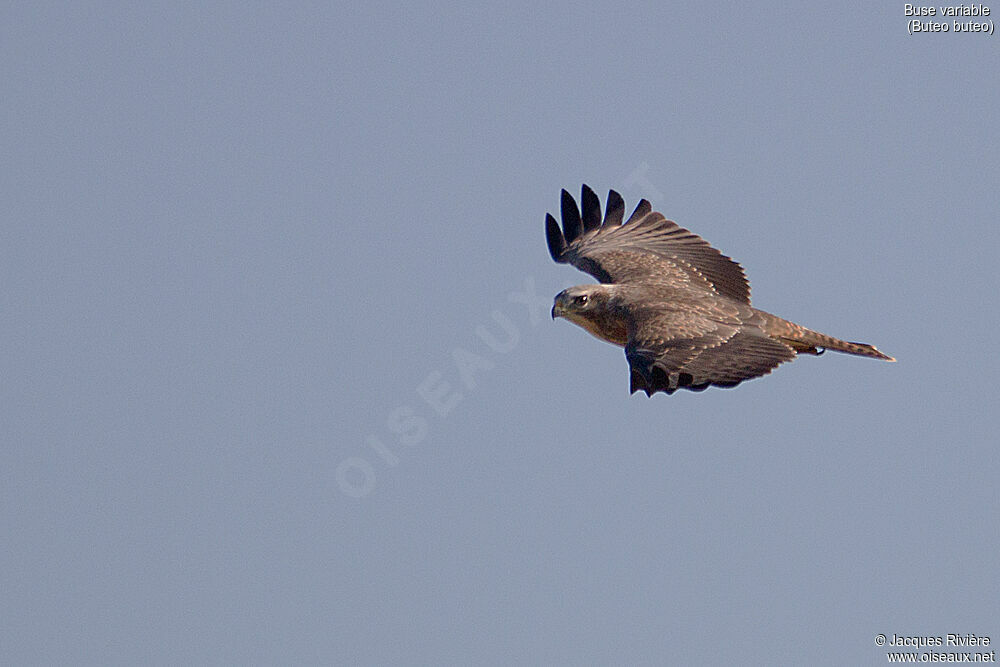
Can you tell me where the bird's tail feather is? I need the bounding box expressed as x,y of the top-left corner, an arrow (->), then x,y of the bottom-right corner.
755,310 -> 895,362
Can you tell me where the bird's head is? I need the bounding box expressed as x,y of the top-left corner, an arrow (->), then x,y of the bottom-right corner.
551,284 -> 627,346
551,285 -> 611,320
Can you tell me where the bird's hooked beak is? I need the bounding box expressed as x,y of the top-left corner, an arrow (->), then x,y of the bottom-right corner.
551,297 -> 565,320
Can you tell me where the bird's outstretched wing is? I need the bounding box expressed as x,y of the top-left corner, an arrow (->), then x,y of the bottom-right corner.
625,309 -> 797,396
546,185 -> 751,304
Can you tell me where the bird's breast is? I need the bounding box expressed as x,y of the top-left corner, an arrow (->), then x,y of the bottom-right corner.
565,310 -> 629,347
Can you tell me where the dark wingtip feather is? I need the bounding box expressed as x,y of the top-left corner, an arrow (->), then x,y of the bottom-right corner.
625,199 -> 652,225
630,369 -> 644,395
560,189 -> 583,242
580,185 -> 601,232
545,213 -> 568,262
604,190 -> 624,227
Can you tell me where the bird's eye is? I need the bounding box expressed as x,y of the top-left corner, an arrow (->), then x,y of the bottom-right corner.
574,294 -> 589,306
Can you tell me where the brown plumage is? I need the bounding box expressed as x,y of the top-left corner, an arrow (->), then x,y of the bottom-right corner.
547,186 -> 894,396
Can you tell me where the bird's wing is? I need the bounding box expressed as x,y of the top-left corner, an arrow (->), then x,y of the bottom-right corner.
546,185 -> 751,304
625,305 -> 796,396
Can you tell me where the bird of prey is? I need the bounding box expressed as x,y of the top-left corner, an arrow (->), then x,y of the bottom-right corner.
546,185 -> 894,396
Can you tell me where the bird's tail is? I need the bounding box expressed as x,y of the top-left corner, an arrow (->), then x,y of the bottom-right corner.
755,309 -> 895,362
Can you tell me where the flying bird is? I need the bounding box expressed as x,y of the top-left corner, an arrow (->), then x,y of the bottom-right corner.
546,185 -> 894,396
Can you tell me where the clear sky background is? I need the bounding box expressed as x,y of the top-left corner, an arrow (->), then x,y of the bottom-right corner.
3,3 -> 998,665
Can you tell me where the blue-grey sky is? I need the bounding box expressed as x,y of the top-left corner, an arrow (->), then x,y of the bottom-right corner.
3,3 -> 998,665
